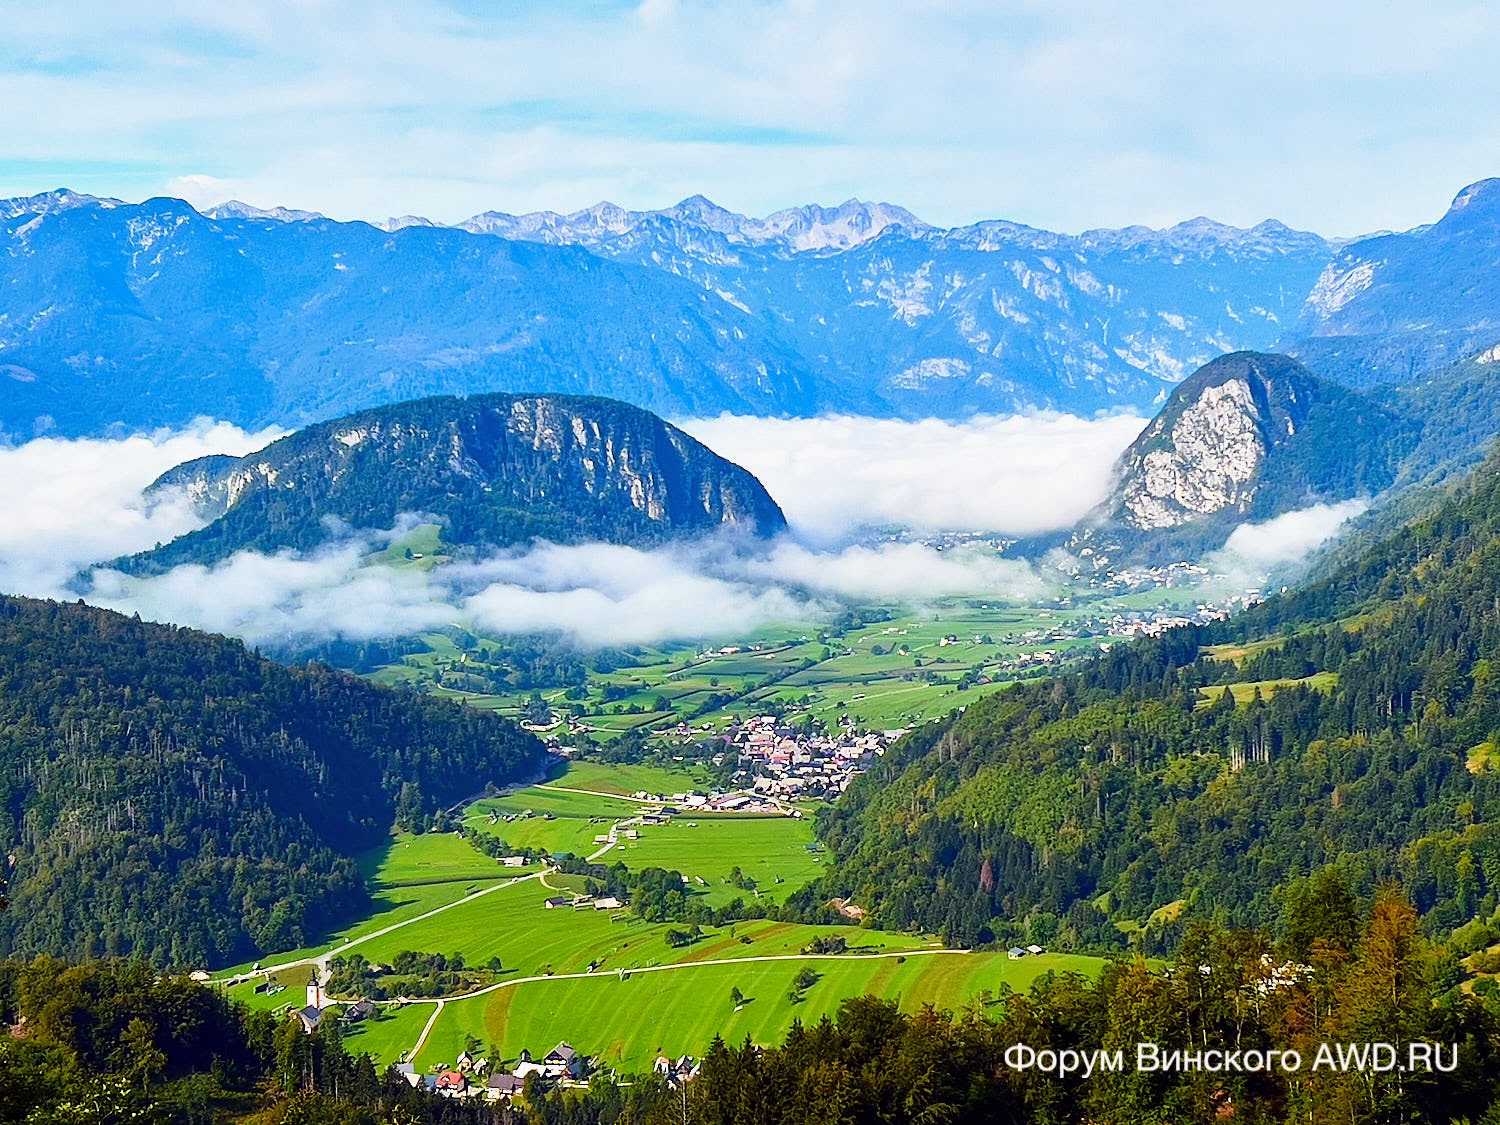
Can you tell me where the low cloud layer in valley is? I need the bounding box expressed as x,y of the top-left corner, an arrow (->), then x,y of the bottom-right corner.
0,422 -> 283,594
678,413 -> 1146,538
0,413 -> 1352,650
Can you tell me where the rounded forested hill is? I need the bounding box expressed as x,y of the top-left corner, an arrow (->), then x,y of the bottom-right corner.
0,595 -> 546,967
126,392 -> 789,573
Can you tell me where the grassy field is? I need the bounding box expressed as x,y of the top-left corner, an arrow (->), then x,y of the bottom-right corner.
612,816 -> 823,907
467,787 -> 643,857
1195,673 -> 1339,708
356,592 -> 1207,738
365,831 -> 537,886
548,760 -> 715,797
340,1002 -> 434,1062
218,761 -> 1112,1076
349,879 -> 925,981
414,949 -> 1105,1072
217,876 -> 505,980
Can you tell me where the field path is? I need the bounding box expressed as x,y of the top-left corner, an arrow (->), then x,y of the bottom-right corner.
391,947 -> 971,1060
539,784 -> 656,803
220,870 -> 546,986
408,998 -> 445,1061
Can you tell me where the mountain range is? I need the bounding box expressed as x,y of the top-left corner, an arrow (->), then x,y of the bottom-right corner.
0,188 -> 1339,438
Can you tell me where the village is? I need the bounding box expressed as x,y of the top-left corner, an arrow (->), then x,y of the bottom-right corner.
721,713 -> 894,802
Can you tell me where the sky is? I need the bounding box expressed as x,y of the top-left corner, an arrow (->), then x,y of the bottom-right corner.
3,1 -> 1498,235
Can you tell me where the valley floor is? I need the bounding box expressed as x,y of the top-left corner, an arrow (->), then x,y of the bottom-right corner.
216,761 -> 1105,1075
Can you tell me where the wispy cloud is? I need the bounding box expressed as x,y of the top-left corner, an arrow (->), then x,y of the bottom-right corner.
1,2 -> 1498,233
1207,499 -> 1369,585
0,419 -> 1362,651
0,421 -> 279,595
79,534 -> 1053,650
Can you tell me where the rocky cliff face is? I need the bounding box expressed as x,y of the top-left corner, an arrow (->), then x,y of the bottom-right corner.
124,393 -> 787,573
1120,376 -> 1269,530
1064,352 -> 1411,564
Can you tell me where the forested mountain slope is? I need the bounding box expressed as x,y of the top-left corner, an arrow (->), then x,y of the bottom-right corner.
0,596 -> 545,965
816,445 -> 1500,949
119,392 -> 787,573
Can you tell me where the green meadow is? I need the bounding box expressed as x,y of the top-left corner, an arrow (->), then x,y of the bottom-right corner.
219,758 -> 1112,1074
415,949 -> 1105,1072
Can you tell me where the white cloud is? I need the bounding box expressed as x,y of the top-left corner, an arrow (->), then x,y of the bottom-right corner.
0,420 -> 1098,649
0,422 -> 280,596
85,544 -> 458,644
747,541 -> 1048,601
164,173 -> 240,210
2,1 -> 1499,233
678,412 -> 1143,538
77,533 -> 1054,649
3,420 -> 1370,652
1208,499 -> 1369,582
458,543 -> 815,648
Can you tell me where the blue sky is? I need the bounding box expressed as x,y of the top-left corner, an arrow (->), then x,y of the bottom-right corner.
4,0 -> 1499,235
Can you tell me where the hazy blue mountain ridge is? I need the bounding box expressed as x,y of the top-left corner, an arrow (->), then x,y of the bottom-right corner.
0,190 -> 1335,437
1283,178 -> 1500,384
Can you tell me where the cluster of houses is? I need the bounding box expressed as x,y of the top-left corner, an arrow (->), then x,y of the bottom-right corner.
1007,944 -> 1048,960
395,1042 -> 588,1101
285,979 -> 379,1035
654,1054 -> 701,1086
723,714 -> 895,801
544,894 -> 623,910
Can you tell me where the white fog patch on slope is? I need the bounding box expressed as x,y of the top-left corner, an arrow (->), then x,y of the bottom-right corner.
85,542 -> 458,644
0,422 -> 281,595
456,542 -> 816,648
677,412 -> 1145,539
1209,499 -> 1369,580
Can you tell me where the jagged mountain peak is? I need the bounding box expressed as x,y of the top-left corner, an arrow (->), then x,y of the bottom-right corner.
1079,216 -> 1331,256
206,200 -> 327,223
378,214 -> 438,231
0,187 -> 124,220
757,198 -> 927,250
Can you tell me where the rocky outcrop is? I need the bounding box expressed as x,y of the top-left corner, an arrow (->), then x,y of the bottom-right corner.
122,393 -> 787,573
1063,352 -> 1411,564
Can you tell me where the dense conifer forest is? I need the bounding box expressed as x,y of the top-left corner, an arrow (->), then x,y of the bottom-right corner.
811,447 -> 1500,951
0,596 -> 546,966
